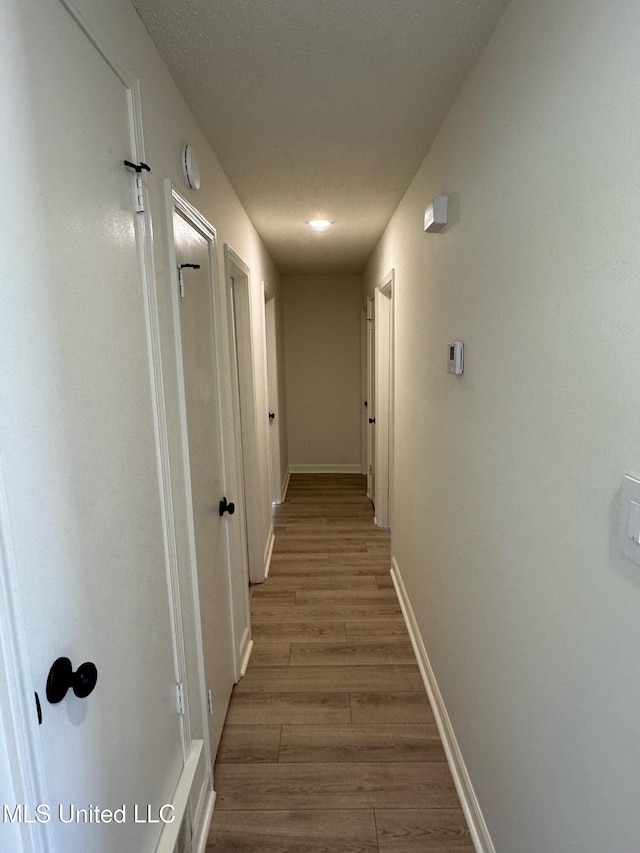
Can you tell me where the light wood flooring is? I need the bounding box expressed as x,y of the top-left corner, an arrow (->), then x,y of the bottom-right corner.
207,474 -> 473,852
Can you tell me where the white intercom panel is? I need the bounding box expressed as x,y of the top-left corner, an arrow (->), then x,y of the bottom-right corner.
447,342 -> 464,375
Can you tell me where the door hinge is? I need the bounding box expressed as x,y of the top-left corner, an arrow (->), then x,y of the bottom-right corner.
207,689 -> 213,715
123,160 -> 150,214
134,174 -> 145,213
176,683 -> 185,716
177,263 -> 201,299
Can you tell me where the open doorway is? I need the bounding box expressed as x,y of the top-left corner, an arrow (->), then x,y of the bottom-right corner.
170,193 -> 237,761
224,246 -> 272,584
368,270 -> 395,531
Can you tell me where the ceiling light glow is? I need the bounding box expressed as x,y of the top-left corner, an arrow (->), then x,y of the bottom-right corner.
308,219 -> 332,230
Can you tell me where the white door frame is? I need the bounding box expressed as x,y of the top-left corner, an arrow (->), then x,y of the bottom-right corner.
0,469 -> 51,853
374,270 -> 395,531
224,245 -> 268,584
166,185 -> 252,689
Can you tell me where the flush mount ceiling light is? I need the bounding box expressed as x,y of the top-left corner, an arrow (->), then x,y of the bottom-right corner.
308,219 -> 333,230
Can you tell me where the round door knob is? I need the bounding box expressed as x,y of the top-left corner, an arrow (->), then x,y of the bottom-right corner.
46,657 -> 98,704
74,662 -> 98,699
369,417 -> 376,424
219,497 -> 235,517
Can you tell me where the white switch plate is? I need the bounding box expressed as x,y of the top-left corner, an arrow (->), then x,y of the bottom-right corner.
617,476 -> 640,564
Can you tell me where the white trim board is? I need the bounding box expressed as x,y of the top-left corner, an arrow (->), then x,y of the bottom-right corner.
281,467 -> 292,502
289,464 -> 362,474
156,740 -> 204,853
390,556 -> 496,853
239,638 -> 254,679
194,790 -> 215,853
264,525 -> 275,578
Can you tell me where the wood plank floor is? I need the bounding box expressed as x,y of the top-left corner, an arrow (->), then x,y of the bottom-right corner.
208,474 -> 473,852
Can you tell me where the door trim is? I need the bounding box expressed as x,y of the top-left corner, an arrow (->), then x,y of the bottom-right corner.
155,739 -> 204,853
0,467 -> 52,853
165,183 -> 222,755
224,245 -> 268,584
374,269 -> 395,530
167,187 -> 252,686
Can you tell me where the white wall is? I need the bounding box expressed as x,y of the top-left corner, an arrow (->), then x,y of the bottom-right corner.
364,0 -> 640,850
283,275 -> 362,471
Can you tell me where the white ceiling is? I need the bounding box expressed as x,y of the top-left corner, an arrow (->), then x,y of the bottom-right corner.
132,0 -> 509,274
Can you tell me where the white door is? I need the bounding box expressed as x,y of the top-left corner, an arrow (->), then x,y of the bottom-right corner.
265,296 -> 282,505
367,297 -> 376,502
174,210 -> 235,759
374,282 -> 393,530
225,247 -> 266,584
0,2 -> 184,851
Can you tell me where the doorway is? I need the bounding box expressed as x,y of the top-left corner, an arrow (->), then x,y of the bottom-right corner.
224,246 -> 271,584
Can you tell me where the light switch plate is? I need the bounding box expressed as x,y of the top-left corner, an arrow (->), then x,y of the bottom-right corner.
617,476 -> 640,564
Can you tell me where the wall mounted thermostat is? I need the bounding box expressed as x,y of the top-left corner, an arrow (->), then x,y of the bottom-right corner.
448,342 -> 464,375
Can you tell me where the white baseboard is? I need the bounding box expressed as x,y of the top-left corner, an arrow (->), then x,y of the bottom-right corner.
237,626 -> 253,681
240,640 -> 253,678
239,638 -> 254,678
156,740 -> 205,853
264,525 -> 275,578
390,556 -> 496,853
280,467 -> 291,503
289,464 -> 362,474
194,789 -> 215,853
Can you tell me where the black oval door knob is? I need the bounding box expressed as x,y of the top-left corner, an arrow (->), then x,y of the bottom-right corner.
46,657 -> 98,704
369,417 -> 376,424
219,497 -> 236,517
46,657 -> 72,704
74,662 -> 98,699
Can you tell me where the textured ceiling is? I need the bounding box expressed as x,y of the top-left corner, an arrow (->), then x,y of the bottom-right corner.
133,0 -> 509,274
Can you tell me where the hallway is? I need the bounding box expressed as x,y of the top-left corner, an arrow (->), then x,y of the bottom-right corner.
207,474 -> 474,852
